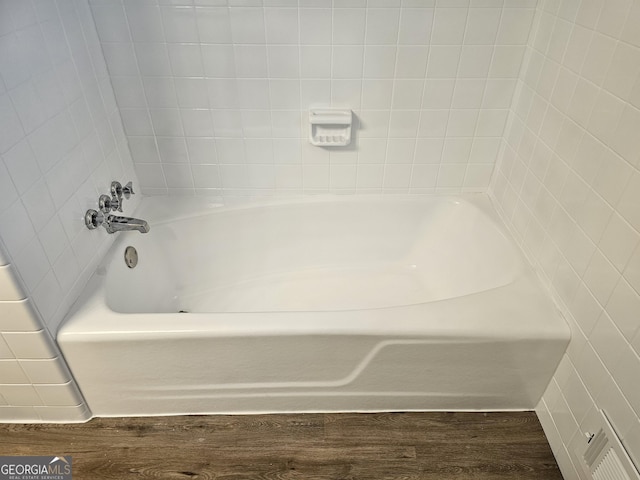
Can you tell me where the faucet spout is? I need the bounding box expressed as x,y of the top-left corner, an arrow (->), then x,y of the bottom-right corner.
105,215 -> 150,234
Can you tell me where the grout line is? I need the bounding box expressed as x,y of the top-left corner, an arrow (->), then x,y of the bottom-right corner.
296,1 -> 304,193
380,3 -> 403,193
192,2 -> 220,195
327,2 -> 334,194
463,4 -> 507,191
354,1 -> 367,194
411,6 -> 436,192
122,2 -> 169,193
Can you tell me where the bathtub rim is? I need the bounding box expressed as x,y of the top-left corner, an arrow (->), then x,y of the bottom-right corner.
58,193 -> 569,343
135,192 -> 504,228
60,272 -> 568,345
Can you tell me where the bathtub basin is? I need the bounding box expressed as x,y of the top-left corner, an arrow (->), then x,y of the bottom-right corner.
58,194 -> 569,417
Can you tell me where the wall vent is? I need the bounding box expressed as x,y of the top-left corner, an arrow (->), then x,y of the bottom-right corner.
577,410 -> 640,480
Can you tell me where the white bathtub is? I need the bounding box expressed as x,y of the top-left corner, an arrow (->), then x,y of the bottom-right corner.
57,194 -> 569,417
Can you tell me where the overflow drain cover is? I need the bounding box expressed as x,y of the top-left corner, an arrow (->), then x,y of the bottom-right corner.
124,246 -> 138,268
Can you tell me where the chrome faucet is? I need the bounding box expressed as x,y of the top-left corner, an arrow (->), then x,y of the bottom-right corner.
104,215 -> 150,234
85,181 -> 150,234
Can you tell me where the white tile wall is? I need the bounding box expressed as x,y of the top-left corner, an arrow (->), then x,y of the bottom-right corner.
490,0 -> 640,477
0,244 -> 89,422
0,0 -> 139,421
91,0 -> 536,196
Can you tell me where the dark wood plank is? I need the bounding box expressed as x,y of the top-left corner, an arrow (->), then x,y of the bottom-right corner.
325,412 -> 550,446
0,414 -> 325,450
417,442 -> 563,479
0,412 -> 562,480
324,412 -> 563,480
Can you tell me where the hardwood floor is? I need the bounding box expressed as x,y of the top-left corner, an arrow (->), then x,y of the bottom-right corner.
0,412 -> 563,479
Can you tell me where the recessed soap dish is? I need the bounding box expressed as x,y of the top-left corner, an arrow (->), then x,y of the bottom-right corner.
309,109 -> 352,147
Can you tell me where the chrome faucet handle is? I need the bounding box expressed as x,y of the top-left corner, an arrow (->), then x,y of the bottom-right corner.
85,209 -> 105,230
111,181 -> 122,197
100,192 -> 122,213
122,181 -> 135,199
110,182 -> 124,212
98,194 -> 118,213
111,181 -> 122,212
112,195 -> 122,212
